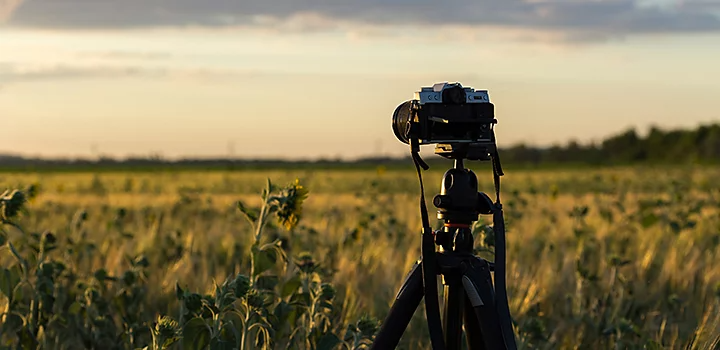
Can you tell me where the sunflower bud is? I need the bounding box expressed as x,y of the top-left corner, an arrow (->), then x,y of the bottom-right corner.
296,252 -> 316,274
319,283 -> 336,301
276,179 -> 308,231
247,290 -> 265,309
357,316 -> 379,338
184,293 -> 203,313
155,316 -> 180,338
1,190 -> 26,221
233,274 -> 251,299
153,316 -> 181,349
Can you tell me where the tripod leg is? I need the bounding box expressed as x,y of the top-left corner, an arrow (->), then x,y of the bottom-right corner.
463,293 -> 486,350
371,262 -> 424,350
442,283 -> 464,349
462,263 -> 509,349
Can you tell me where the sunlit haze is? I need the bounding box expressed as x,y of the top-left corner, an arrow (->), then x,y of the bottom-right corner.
2,0 -> 719,160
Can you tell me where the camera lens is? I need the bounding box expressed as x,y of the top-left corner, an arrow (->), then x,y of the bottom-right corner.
392,101 -> 413,144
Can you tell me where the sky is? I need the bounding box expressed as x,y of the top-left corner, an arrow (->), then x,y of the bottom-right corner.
1,0 -> 719,160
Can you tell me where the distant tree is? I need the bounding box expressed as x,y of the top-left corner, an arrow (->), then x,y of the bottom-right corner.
6,123 -> 720,169
601,128 -> 645,163
699,125 -> 720,159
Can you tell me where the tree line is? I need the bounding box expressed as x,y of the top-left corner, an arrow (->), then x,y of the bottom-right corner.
2,123 -> 720,170
500,123 -> 720,165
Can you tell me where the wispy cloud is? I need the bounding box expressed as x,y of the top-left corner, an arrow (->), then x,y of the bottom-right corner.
79,51 -> 175,61
0,63 -> 262,86
2,0 -> 719,42
0,62 -> 375,86
0,64 -> 163,82
0,0 -> 23,22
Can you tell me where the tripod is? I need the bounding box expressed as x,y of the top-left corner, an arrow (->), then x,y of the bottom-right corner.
370,157 -> 517,350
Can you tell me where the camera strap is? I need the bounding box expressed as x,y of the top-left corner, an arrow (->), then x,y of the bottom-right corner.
491,149 -> 504,203
491,150 -> 517,348
410,148 -> 446,350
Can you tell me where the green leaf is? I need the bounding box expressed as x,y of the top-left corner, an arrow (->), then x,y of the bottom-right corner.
316,333 -> 342,350
252,248 -> 276,277
217,293 -> 237,311
272,301 -> 293,329
221,311 -> 244,347
12,281 -> 31,305
69,301 -> 83,315
209,338 -> 236,350
641,213 -> 659,228
255,275 -> 279,291
265,179 -> 274,199
281,277 -> 302,299
183,317 -> 211,350
18,326 -> 38,350
176,283 -> 185,300
290,292 -> 312,308
218,323 -> 240,345
237,201 -> 259,224
1,312 -> 24,334
0,265 -> 22,300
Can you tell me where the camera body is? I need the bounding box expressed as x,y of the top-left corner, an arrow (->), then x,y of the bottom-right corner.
415,82 -> 490,105
392,82 -> 498,160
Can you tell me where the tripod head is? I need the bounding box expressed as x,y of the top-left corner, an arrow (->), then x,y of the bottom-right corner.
433,159 -> 494,222
432,157 -> 495,253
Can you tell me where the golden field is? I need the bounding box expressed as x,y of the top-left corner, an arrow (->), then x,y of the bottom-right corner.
1,165 -> 719,349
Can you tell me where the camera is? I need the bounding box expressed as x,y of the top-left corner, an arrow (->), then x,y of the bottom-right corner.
392,82 -> 497,146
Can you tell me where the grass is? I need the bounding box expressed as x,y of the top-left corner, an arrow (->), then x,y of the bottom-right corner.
1,164 -> 720,349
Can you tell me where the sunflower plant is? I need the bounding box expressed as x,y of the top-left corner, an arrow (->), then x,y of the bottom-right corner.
0,182 -> 378,350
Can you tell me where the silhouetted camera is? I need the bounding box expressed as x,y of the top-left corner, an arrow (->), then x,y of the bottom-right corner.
392,82 -> 497,146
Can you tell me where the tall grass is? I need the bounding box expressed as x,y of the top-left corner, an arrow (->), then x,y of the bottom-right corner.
1,166 -> 719,349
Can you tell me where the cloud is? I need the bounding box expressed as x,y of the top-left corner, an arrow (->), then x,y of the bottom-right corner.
0,63 -> 261,85
0,62 -> 361,86
79,51 -> 175,61
0,64 -> 163,82
2,0 -> 720,42
0,0 -> 23,22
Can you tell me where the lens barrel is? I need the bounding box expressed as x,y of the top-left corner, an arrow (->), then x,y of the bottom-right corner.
392,101 -> 413,144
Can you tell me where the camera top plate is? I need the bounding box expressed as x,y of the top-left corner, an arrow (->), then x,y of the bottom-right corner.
414,82 -> 490,105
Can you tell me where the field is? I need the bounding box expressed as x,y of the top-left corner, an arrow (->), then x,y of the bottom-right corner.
1,164 -> 720,349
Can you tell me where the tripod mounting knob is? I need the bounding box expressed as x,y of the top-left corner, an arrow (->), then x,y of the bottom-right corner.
433,194 -> 452,208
